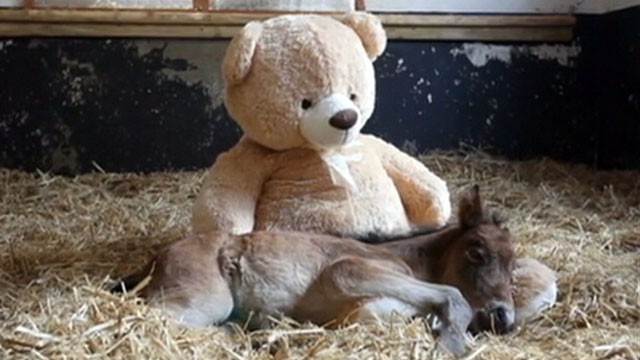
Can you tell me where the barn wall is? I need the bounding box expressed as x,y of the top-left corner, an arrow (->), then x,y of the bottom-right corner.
0,6 -> 638,174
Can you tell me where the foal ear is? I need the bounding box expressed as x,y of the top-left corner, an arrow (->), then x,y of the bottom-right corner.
458,184 -> 484,228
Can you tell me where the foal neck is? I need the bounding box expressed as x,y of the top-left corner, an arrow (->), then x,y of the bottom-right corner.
377,225 -> 463,282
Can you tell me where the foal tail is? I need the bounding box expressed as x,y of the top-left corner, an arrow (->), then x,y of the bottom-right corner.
110,262 -> 155,295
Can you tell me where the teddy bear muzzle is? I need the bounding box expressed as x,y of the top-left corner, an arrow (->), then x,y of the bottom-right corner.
300,93 -> 364,149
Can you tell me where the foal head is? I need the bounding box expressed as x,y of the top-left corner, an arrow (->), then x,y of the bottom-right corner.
439,185 -> 516,334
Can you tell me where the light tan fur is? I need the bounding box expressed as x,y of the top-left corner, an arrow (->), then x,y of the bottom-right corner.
193,135 -> 448,236
192,13 -> 451,237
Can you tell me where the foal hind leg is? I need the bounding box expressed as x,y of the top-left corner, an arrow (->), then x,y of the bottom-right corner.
145,233 -> 235,328
319,256 -> 473,356
338,298 -> 420,326
146,276 -> 234,328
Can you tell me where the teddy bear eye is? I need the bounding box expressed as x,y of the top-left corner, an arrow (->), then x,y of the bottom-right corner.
301,99 -> 313,110
350,94 -> 357,101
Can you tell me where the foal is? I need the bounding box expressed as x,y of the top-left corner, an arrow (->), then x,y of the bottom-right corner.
113,186 -> 516,356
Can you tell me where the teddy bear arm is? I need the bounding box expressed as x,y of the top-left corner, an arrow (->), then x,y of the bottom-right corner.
191,140 -> 272,235
364,135 -> 451,227
512,257 -> 558,325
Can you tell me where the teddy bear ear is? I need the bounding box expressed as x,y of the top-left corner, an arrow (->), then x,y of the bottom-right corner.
222,21 -> 263,85
338,12 -> 387,61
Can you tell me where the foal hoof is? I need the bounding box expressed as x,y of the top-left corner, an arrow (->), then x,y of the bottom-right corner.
437,327 -> 470,358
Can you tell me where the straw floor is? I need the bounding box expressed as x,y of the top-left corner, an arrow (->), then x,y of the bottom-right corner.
1,150 -> 638,359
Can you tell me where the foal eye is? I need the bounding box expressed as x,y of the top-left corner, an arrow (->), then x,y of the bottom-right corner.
350,93 -> 357,101
301,99 -> 313,110
465,246 -> 487,265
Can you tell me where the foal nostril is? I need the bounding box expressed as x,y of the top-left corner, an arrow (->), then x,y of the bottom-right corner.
493,307 -> 508,326
488,306 -> 515,334
329,109 -> 358,130
469,305 -> 514,334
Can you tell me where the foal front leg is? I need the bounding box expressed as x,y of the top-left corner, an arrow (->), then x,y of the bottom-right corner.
321,257 -> 473,356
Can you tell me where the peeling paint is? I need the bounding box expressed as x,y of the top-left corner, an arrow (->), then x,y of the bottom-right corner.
50,124 -> 79,174
395,58 -> 407,73
60,56 -> 97,106
528,44 -> 582,66
450,43 -> 582,67
485,115 -> 494,126
135,40 -> 226,108
450,44 -> 512,67
0,38 -> 239,173
0,39 -> 13,51
401,139 -> 419,155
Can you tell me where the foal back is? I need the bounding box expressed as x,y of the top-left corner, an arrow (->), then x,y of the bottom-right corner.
141,230 -> 412,327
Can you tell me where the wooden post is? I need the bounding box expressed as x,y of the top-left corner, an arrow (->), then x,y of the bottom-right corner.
355,0 -> 366,11
24,0 -> 36,9
193,0 -> 210,11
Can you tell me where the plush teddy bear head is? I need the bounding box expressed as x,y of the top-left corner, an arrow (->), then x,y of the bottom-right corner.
222,13 -> 387,151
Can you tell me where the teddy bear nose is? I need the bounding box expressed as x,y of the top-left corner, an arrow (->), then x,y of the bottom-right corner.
329,110 -> 358,130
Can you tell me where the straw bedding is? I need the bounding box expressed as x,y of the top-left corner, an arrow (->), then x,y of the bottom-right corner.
1,150 -> 638,359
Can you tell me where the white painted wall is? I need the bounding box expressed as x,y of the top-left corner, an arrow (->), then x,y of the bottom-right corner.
15,0 -> 354,10
366,0 -> 639,14
1,0 -> 636,13
215,0 -> 353,11
30,0 -> 191,8
0,0 -> 22,7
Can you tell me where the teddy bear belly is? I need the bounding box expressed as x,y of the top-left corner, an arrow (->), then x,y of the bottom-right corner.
254,179 -> 411,235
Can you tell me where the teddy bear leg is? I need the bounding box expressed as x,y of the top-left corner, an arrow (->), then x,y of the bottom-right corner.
512,257 -> 558,325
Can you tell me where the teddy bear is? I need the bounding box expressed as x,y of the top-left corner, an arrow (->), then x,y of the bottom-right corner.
191,12 -> 557,329
192,12 -> 451,238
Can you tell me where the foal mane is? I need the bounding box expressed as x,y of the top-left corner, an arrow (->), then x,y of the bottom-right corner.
352,224 -> 453,244
351,209 -> 505,245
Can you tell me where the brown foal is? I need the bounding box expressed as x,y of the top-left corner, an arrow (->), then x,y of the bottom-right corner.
113,185 -> 517,356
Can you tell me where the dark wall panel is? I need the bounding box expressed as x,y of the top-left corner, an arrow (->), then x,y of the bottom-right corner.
0,7 -> 638,174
